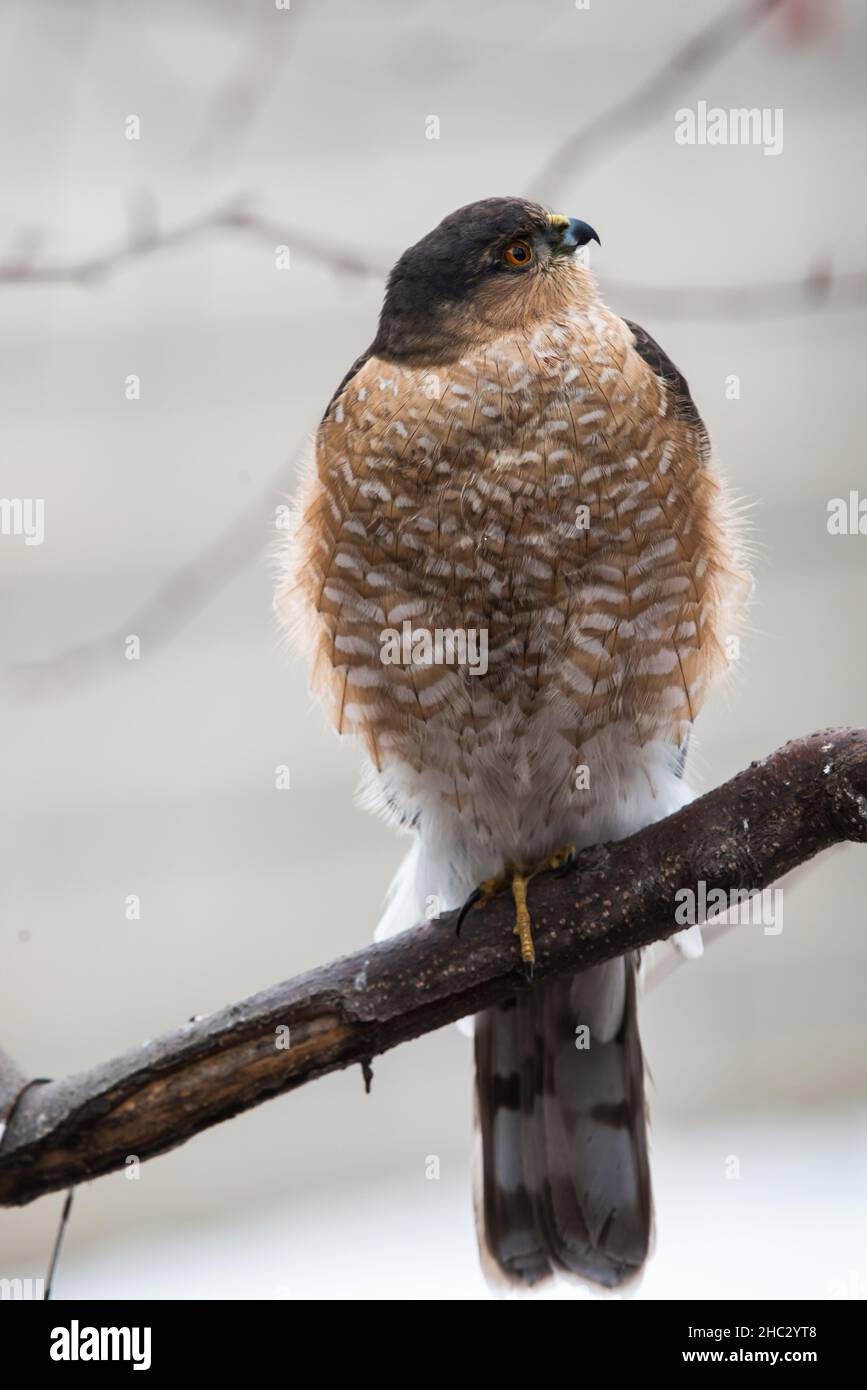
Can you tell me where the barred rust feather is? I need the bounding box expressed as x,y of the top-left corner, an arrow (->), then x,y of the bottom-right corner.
276,197 -> 749,1290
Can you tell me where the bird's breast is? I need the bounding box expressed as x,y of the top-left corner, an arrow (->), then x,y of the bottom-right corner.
286,306 -> 743,788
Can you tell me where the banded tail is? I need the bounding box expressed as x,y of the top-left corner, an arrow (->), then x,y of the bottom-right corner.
474,955 -> 652,1289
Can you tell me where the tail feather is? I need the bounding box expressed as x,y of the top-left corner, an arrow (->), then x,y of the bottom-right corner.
474,956 -> 652,1290
474,996 -> 550,1287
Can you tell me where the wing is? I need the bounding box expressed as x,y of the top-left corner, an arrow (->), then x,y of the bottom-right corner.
321,347 -> 374,422
624,318 -> 710,462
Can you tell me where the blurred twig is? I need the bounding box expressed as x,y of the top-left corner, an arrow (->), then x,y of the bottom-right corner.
189,2 -> 304,166
3,453 -> 298,703
605,263 -> 867,319
528,0 -> 786,199
0,203 -> 390,287
1,200 -> 862,319
1,728 -> 865,1207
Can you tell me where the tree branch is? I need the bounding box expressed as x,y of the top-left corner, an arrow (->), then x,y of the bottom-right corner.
1,728 -> 865,1208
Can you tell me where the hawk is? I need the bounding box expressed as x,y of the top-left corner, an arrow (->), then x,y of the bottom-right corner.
277,197 -> 748,1289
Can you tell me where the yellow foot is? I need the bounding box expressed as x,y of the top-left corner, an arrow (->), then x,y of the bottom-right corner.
509,844 -> 575,968
460,844 -> 576,973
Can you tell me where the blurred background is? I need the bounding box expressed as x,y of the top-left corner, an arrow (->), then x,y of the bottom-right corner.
1,0 -> 866,1301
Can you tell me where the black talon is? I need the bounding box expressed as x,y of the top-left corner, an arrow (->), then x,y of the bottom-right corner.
554,848 -> 577,878
456,887 -> 482,937
523,959 -> 535,983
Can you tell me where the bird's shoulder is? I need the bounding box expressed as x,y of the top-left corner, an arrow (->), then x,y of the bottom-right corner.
622,318 -> 709,458
321,347 -> 376,422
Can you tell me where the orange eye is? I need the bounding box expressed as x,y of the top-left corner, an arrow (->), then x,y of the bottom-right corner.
502,240 -> 534,268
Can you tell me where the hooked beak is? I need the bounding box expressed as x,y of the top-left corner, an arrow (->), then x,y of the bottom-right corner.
546,213 -> 601,255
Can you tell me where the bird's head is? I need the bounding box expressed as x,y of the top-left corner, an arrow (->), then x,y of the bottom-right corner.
373,196 -> 600,363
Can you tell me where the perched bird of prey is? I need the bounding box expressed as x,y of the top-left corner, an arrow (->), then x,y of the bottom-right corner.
277,197 -> 748,1290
